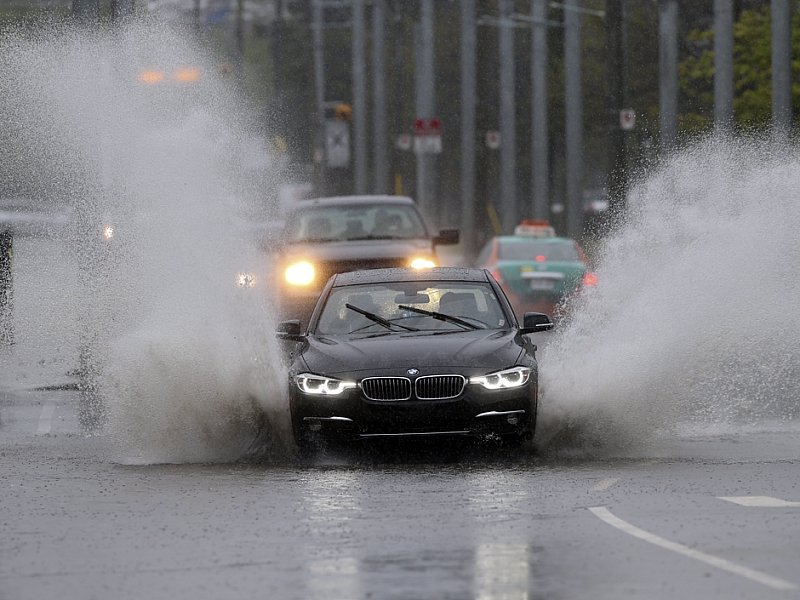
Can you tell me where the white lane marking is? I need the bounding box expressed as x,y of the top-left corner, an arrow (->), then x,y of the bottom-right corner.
36,403 -> 56,435
719,496 -> 800,508
591,478 -> 620,491
589,506 -> 798,591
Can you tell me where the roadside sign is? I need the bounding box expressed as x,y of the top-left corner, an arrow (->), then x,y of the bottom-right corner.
485,130 -> 501,149
396,133 -> 412,151
413,118 -> 442,154
325,120 -> 350,168
620,109 -> 635,131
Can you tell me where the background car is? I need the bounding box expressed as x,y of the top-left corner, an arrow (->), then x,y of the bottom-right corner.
277,267 -> 553,453
275,195 -> 459,321
474,220 -> 597,319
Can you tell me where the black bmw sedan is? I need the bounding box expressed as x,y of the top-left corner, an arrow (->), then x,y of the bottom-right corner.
277,267 -> 553,451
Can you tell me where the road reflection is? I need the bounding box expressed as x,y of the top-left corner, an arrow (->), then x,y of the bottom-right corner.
299,468 -> 363,599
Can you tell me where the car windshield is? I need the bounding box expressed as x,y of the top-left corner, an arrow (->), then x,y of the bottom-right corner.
498,240 -> 581,262
285,204 -> 428,243
315,281 -> 508,335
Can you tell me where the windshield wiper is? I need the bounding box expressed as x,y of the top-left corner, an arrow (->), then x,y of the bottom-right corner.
345,304 -> 419,332
397,305 -> 480,330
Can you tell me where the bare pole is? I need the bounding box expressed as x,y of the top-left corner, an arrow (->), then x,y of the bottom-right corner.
415,0 -> 435,218
714,0 -> 734,131
461,0 -> 477,256
531,0 -> 548,221
659,0 -> 678,151
372,0 -> 388,194
772,0 -> 792,138
72,0 -> 99,23
499,0 -> 516,233
564,0 -> 583,238
111,0 -> 135,22
353,0 -> 368,194
313,0 -> 326,192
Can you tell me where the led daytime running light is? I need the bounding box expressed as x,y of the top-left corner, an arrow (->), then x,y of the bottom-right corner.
295,373 -> 356,395
470,366 -> 531,390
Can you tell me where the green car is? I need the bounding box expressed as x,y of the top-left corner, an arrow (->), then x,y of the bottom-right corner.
474,221 -> 597,319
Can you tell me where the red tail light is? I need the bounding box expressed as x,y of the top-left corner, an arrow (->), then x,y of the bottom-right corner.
582,272 -> 598,287
491,269 -> 504,285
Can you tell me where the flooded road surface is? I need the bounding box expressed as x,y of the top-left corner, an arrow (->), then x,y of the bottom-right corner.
2,387 -> 799,600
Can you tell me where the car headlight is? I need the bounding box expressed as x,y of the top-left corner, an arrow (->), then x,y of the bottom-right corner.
410,257 -> 436,269
295,373 -> 356,395
470,366 -> 531,390
285,261 -> 315,286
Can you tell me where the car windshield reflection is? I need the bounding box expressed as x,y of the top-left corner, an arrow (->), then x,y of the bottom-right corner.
316,282 -> 508,335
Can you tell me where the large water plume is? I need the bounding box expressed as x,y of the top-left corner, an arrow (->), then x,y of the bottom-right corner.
0,18 -> 292,463
538,135 -> 800,454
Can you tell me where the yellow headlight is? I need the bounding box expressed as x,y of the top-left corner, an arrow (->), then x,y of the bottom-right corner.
285,261 -> 315,286
410,257 -> 436,269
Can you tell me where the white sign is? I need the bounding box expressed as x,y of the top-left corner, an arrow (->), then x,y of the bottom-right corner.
413,118 -> 442,154
325,120 -> 350,167
485,130 -> 501,149
620,109 -> 635,131
396,133 -> 412,151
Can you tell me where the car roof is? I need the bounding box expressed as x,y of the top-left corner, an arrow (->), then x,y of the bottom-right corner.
289,195 -> 417,211
332,267 -> 491,287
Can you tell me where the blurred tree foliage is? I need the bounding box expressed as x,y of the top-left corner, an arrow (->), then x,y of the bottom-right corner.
679,5 -> 800,132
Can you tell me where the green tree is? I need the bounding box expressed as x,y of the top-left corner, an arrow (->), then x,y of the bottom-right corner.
679,6 -> 800,132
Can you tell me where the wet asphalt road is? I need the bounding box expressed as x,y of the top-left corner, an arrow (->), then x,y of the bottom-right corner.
2,387 -> 800,600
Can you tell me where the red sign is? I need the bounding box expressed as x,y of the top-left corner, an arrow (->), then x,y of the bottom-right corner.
413,118 -> 442,154
414,118 -> 441,136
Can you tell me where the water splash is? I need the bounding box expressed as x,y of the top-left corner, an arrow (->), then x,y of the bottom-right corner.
537,135 -> 800,454
0,18 -> 293,462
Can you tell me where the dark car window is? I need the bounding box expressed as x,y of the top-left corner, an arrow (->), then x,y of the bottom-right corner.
285,204 -> 428,242
498,240 -> 581,262
316,282 -> 508,334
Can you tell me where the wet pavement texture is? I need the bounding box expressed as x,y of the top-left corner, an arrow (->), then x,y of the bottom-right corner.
2,387 -> 800,600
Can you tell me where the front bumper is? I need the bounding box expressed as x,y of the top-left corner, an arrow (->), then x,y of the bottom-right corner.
290,381 -> 537,443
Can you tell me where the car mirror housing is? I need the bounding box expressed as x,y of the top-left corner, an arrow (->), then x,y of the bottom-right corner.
276,319 -> 305,341
433,228 -> 459,246
519,312 -> 553,334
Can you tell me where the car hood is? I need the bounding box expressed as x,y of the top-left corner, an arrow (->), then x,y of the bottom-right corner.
282,238 -> 433,262
299,329 -> 524,375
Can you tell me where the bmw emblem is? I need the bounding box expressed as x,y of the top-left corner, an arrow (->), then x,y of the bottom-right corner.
407,368 -> 419,375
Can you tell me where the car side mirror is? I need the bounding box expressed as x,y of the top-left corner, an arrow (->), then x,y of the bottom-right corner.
519,312 -> 553,334
433,228 -> 459,246
276,319 -> 305,341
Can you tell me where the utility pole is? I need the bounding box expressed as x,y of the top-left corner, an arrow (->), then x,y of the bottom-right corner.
111,0 -> 134,22
415,0 -> 435,218
531,0 -> 549,222
714,0 -> 734,131
72,0 -> 99,23
659,0 -> 678,151
564,0 -> 583,238
605,0 -> 628,219
352,0 -> 367,194
372,0 -> 388,194
313,0 -> 325,192
461,0 -> 477,257
772,0 -> 792,137
499,0 -> 516,233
